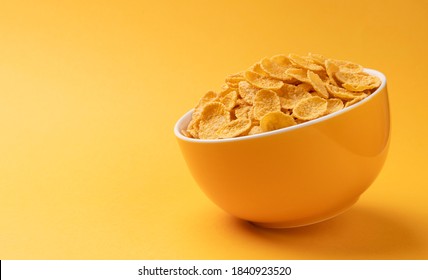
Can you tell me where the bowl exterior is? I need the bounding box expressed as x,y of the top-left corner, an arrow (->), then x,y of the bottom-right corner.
176,84 -> 390,227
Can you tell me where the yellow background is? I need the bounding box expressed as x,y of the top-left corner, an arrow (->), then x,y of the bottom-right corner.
1,0 -> 427,259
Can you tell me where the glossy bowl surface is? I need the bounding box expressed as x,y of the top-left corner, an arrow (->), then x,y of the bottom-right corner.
174,69 -> 390,228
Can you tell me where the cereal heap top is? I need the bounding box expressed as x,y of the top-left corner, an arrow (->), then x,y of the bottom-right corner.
183,53 -> 381,139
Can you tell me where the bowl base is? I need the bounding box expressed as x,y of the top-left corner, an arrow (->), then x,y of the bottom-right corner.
250,197 -> 359,228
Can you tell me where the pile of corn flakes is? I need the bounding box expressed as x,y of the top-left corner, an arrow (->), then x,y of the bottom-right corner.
183,53 -> 381,139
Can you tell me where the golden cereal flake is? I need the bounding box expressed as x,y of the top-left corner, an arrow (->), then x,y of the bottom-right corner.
288,53 -> 324,71
325,59 -> 340,86
279,89 -> 312,110
282,84 -> 312,102
245,71 -> 284,90
187,91 -> 219,138
234,104 -> 252,119
181,129 -> 192,138
260,111 -> 297,132
186,116 -> 200,138
253,89 -> 281,120
225,72 -> 245,88
285,68 -> 310,83
249,62 -> 269,76
198,102 -> 231,139
329,59 -> 364,73
345,94 -> 368,108
308,53 -> 327,65
248,125 -> 262,135
238,81 -> 259,104
307,70 -> 329,99
218,84 -> 235,97
296,83 -> 313,92
325,83 -> 364,100
195,91 -> 218,111
216,118 -> 252,138
219,90 -> 238,111
335,71 -> 381,92
292,96 -> 328,121
325,98 -> 344,115
260,56 -> 294,81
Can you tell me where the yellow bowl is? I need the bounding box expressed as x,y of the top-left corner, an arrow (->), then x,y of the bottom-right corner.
174,69 -> 390,228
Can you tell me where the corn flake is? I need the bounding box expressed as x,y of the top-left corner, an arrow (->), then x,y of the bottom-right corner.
218,84 -> 235,97
289,53 -> 324,71
234,104 -> 252,119
216,118 -> 252,138
248,125 -> 262,135
279,87 -> 312,110
308,53 -> 327,65
260,56 -> 294,81
285,68 -> 310,83
187,90 -> 218,137
238,81 -> 259,104
225,72 -> 245,88
245,71 -> 284,90
345,94 -> 368,108
325,59 -> 340,86
297,83 -> 313,92
325,98 -> 344,115
292,96 -> 328,121
260,111 -> 297,132
330,59 -> 363,73
253,89 -> 281,120
325,83 -> 363,100
307,70 -> 329,99
198,102 -> 230,139
220,90 -> 238,111
335,71 -> 381,92
249,63 -> 269,76
195,91 -> 217,110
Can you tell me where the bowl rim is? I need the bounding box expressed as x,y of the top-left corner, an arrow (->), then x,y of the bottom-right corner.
174,68 -> 386,143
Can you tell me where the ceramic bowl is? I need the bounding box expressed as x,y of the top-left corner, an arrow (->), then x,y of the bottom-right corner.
174,69 -> 390,228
